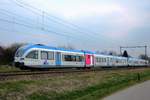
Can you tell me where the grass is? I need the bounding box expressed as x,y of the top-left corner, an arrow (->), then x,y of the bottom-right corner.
27,72 -> 148,100
0,68 -> 150,100
0,65 -> 21,72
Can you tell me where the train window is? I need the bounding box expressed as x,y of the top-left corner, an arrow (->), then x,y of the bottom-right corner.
41,51 -> 54,60
15,49 -> 24,57
64,55 -> 72,61
116,60 -> 119,63
102,58 -> 103,62
96,57 -> 107,63
26,50 -> 38,59
96,58 -> 98,62
80,56 -> 84,62
96,58 -> 99,62
72,55 -> 76,61
76,56 -> 80,61
63,55 -> 83,62
76,56 -> 83,62
98,58 -> 106,62
41,51 -> 48,60
110,58 -> 112,62
48,52 -> 54,60
104,58 -> 106,62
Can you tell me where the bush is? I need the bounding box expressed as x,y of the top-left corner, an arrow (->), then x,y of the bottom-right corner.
0,43 -> 24,65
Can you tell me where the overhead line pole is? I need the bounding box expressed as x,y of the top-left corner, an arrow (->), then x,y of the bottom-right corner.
120,45 -> 148,60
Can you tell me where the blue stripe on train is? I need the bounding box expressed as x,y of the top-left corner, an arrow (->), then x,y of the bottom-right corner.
22,44 -> 85,54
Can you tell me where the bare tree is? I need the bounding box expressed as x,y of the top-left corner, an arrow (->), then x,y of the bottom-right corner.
0,46 -> 4,56
108,51 -> 117,56
139,54 -> 148,60
0,43 -> 24,65
122,50 -> 129,57
148,57 -> 150,63
0,46 -> 4,64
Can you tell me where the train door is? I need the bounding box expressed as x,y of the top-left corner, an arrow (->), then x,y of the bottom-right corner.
55,52 -> 61,66
107,57 -> 110,66
85,54 -> 93,67
86,55 -> 91,65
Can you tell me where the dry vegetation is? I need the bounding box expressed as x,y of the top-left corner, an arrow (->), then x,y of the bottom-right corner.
0,68 -> 150,100
0,65 -> 21,72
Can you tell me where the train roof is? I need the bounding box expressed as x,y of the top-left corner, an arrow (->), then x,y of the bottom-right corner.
94,53 -> 126,58
21,44 -> 85,53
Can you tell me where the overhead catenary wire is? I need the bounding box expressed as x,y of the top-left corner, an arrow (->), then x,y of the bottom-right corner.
0,12 -> 88,43
0,9 -> 80,40
0,0 -> 96,48
0,14 -> 91,48
0,18 -> 74,38
13,0 -> 94,33
0,10 -> 37,27
9,0 -> 102,40
0,8 -> 97,44
3,2 -> 94,40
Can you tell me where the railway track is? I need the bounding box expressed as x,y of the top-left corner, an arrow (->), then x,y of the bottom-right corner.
0,69 -> 85,76
0,69 -> 94,81
0,67 -> 149,81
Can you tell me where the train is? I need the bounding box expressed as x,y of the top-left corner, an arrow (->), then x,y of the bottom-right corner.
14,44 -> 149,69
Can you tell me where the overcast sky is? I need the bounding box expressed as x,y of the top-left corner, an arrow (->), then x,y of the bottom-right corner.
0,0 -> 150,57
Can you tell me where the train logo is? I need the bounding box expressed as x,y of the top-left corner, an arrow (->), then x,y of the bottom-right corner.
43,60 -> 49,65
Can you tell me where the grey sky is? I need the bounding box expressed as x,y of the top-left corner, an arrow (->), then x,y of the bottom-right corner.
0,0 -> 150,57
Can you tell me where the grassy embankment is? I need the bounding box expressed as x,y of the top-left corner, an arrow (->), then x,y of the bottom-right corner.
0,66 -> 150,100
0,65 -> 21,72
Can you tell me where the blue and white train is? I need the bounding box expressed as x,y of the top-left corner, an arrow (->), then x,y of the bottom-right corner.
14,44 -> 148,69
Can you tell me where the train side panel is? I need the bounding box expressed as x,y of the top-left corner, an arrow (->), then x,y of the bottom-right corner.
94,54 -> 108,67
60,51 -> 85,67
114,57 -> 128,67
